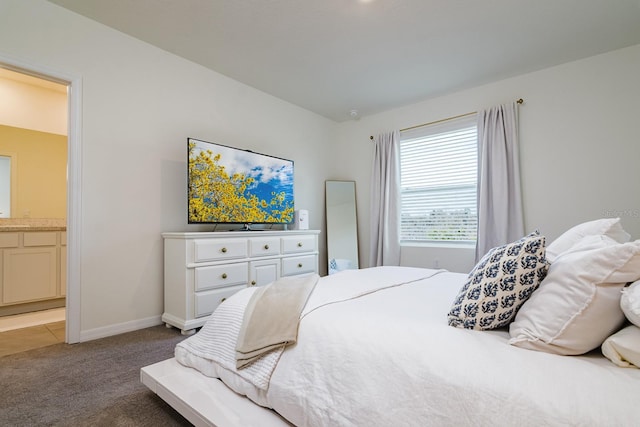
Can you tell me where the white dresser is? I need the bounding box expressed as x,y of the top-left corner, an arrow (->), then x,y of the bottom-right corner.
162,230 -> 320,334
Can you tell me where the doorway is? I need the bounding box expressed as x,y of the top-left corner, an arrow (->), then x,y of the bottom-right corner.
0,60 -> 81,344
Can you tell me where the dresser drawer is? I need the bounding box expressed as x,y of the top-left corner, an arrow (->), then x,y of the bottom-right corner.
194,284 -> 246,318
0,233 -> 19,248
282,255 -> 317,276
194,238 -> 248,262
23,232 -> 57,247
282,235 -> 316,254
195,262 -> 248,291
250,237 -> 281,257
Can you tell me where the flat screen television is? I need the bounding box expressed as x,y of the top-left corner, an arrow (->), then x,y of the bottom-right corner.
187,137 -> 294,228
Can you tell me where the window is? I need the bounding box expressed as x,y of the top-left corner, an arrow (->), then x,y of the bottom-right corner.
399,114 -> 477,244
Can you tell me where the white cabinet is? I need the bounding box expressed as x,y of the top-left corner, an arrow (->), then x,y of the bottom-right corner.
162,230 -> 320,334
60,231 -> 67,297
250,258 -> 280,286
0,231 -> 64,307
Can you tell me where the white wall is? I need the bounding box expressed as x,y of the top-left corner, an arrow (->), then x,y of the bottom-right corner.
0,0 -> 336,339
337,44 -> 640,273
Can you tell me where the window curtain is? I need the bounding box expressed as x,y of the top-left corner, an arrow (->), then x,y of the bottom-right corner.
369,131 -> 401,267
475,102 -> 524,262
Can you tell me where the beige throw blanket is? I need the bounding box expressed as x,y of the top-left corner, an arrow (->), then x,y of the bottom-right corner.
235,274 -> 319,369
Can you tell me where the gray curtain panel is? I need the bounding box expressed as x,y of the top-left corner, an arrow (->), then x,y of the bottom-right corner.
475,101 -> 524,261
369,131 -> 401,267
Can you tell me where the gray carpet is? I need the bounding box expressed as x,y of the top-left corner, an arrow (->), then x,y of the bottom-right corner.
0,325 -> 193,426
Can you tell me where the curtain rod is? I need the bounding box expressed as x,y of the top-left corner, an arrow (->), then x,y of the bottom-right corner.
369,98 -> 524,140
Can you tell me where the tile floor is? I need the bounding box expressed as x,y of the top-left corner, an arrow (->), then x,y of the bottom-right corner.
0,308 -> 66,357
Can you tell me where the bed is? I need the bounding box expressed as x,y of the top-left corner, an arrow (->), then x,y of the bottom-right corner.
142,218 -> 640,426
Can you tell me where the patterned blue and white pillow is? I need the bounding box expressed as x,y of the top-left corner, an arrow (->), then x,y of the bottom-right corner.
448,231 -> 549,330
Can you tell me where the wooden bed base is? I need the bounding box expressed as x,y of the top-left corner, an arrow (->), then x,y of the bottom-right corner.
140,358 -> 292,427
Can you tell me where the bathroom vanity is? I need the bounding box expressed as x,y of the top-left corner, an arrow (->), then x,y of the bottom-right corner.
0,219 -> 66,316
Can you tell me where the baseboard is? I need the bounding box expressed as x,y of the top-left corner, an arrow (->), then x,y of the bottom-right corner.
79,315 -> 162,342
0,298 -> 65,317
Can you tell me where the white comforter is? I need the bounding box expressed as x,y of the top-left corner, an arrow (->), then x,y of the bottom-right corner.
176,267 -> 443,402
178,266 -> 640,427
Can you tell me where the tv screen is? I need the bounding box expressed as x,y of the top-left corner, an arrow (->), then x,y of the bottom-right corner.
188,138 -> 294,226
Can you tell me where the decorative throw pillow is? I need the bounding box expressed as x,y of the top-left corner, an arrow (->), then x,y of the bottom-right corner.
545,217 -> 630,263
509,236 -> 640,355
621,280 -> 640,327
601,325 -> 640,368
448,231 -> 548,330
329,258 -> 352,275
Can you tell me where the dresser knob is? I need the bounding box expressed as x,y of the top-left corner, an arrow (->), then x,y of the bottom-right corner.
298,263 -> 303,268
221,247 -> 227,253
222,273 -> 227,279
251,281 -> 256,286
220,297 -> 227,303
264,244 -> 269,250
297,242 -> 303,247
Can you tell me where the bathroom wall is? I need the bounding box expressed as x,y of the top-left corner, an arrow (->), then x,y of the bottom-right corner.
0,124 -> 67,219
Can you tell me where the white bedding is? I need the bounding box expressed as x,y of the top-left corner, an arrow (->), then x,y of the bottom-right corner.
176,266 -> 640,427
175,267 -> 443,403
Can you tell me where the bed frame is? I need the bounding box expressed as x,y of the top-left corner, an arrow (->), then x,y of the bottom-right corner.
140,358 -> 292,427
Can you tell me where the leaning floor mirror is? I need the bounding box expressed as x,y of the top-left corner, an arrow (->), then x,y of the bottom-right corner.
325,180 -> 359,275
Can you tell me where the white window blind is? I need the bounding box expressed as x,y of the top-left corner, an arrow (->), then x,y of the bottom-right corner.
399,114 -> 478,243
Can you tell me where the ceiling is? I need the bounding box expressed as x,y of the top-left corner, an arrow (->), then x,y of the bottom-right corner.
48,0 -> 640,122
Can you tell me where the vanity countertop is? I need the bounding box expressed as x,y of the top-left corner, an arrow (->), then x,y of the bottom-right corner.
0,218 -> 66,232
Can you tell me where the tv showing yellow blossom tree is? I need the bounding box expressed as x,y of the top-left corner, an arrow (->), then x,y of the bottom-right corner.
188,138 -> 294,224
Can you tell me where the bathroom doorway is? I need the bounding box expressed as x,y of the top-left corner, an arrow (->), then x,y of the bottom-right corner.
0,61 -> 81,344
0,67 -> 67,334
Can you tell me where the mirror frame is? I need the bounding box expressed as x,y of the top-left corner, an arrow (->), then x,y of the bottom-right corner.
0,152 -> 17,218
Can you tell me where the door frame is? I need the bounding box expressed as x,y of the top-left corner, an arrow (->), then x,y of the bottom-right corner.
0,55 -> 82,343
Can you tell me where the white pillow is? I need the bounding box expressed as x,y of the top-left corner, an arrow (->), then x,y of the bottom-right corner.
448,231 -> 548,330
601,325 -> 640,368
509,236 -> 640,355
546,217 -> 630,263
621,280 -> 640,327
